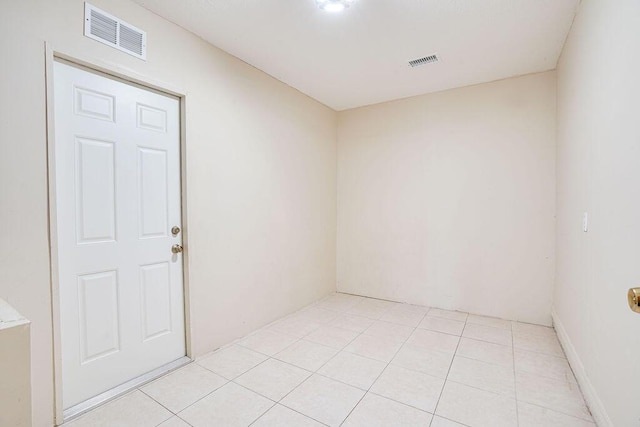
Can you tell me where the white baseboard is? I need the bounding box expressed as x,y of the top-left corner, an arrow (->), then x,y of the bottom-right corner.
551,309 -> 612,427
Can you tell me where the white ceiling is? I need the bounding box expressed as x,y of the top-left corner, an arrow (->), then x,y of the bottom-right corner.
133,0 -> 580,111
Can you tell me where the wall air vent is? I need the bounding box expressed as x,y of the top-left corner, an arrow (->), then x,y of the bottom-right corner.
84,3 -> 147,60
408,54 -> 439,68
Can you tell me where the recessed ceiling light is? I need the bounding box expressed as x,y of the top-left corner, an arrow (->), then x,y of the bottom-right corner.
316,0 -> 355,13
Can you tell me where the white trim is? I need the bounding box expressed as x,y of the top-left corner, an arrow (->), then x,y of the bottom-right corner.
552,309 -> 612,427
51,49 -> 188,98
45,42 -> 65,426
45,43 -> 193,425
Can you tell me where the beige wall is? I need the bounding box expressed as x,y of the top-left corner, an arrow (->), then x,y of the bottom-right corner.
554,0 -> 640,425
5,0 -> 637,425
0,300 -> 31,427
337,72 -> 557,325
0,1 -> 337,425
0,323 -> 32,427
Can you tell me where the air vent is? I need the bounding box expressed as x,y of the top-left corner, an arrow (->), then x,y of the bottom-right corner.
409,54 -> 439,68
84,3 -> 147,60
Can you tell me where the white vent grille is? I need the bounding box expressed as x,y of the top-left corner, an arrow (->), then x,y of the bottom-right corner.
409,54 -> 439,68
84,3 -> 147,60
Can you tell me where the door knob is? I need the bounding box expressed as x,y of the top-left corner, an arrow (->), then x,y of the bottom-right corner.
171,244 -> 183,254
629,288 -> 640,313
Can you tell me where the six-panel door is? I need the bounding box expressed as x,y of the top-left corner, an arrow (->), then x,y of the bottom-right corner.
53,61 -> 185,409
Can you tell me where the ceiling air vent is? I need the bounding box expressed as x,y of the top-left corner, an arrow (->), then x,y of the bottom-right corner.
84,3 -> 147,60
409,54 -> 439,68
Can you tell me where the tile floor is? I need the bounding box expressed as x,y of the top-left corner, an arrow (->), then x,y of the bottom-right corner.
65,293 -> 595,427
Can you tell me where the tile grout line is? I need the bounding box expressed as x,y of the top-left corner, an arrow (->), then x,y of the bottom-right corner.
162,351 -> 285,422
267,301 -> 373,374
137,386 -> 189,422
443,378 -> 516,397
262,303 -> 478,425
126,385 -> 197,427
260,346 -> 448,404
266,334 -> 452,409
232,304 -> 377,381
275,302 -> 386,426
264,310 -> 375,425
361,389 -> 442,416
433,415 -> 473,427
78,294 -> 582,427
201,297 -> 521,367
257,317 -> 459,419
432,375 -> 593,423
195,351 -> 330,426
281,307 -> 566,422
247,299 -> 369,426
232,381 -> 329,427
511,325 -> 593,423
337,306 -> 431,426
173,414 -> 194,427
239,374 -> 330,427
154,376 -> 232,420
200,345 -> 325,424
449,352 -> 513,375
308,309 -> 371,372
140,362 -> 473,427
428,313 -> 467,427
232,381 -> 318,427
517,400 -> 597,425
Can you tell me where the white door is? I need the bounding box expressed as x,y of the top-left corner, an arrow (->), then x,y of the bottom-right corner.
53,60 -> 185,409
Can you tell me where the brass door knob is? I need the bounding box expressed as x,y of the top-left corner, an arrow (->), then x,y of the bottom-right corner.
171,244 -> 184,254
628,288 -> 640,313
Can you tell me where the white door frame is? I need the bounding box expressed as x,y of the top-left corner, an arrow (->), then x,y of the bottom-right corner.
44,43 -> 193,426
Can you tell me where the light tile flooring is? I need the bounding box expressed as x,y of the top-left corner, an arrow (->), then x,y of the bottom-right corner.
65,293 -> 595,427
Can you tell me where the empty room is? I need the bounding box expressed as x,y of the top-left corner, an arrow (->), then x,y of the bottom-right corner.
0,0 -> 638,426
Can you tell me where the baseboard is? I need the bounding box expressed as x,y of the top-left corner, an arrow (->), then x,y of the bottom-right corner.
551,309 -> 612,427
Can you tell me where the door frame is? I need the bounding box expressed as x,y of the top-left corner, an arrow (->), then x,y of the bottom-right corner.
44,43 -> 193,426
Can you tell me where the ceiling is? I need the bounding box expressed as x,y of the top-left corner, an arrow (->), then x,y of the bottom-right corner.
133,0 -> 580,111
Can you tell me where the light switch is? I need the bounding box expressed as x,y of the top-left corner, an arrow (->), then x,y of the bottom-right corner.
583,212 -> 588,232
